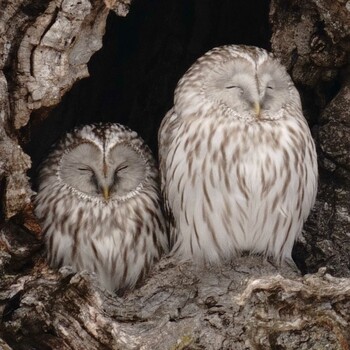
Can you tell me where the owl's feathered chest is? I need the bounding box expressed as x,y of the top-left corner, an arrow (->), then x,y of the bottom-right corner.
165,111 -> 313,216
171,115 -> 302,169
163,112 -> 316,262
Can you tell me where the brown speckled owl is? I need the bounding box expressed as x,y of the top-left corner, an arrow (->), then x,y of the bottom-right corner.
35,123 -> 168,291
158,45 -> 318,264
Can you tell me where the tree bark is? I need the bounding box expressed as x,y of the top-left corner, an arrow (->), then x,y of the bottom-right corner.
1,0 -> 350,349
2,256 -> 350,349
270,0 -> 350,278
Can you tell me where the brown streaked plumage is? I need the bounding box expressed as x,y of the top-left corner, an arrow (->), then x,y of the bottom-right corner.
35,123 -> 168,292
158,45 -> 318,264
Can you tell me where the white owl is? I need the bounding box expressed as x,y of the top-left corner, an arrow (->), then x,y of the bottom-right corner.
158,45 -> 318,264
35,123 -> 168,292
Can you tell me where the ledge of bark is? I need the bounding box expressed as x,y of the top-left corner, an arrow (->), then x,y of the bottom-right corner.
1,221 -> 349,349
1,256 -> 349,349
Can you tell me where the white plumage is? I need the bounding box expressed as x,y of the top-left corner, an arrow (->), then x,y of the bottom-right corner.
35,123 -> 168,291
159,45 -> 318,264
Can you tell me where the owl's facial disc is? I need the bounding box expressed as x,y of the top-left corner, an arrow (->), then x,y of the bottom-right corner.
60,142 -> 147,200
204,58 -> 290,120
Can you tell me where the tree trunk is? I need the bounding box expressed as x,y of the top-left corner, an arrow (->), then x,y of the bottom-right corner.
1,0 -> 350,349
270,0 -> 350,278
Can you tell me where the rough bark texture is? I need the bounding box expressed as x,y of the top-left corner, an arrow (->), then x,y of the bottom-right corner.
0,0 -> 350,349
270,0 -> 350,277
1,254 -> 350,349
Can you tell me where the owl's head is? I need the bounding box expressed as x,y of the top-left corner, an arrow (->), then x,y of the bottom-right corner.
57,124 -> 152,202
175,45 -> 300,122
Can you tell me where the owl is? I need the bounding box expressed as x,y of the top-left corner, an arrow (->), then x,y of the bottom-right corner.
158,45 -> 318,264
35,123 -> 168,292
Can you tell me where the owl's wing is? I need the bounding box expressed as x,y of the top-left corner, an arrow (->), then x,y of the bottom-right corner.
158,108 -> 181,249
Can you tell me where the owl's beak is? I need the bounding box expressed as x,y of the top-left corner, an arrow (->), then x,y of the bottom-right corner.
254,102 -> 261,119
102,186 -> 110,200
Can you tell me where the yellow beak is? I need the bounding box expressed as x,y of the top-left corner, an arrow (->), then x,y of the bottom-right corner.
254,102 -> 261,119
102,186 -> 110,200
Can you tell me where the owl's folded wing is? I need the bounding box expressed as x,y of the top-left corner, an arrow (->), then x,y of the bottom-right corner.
158,108 -> 181,249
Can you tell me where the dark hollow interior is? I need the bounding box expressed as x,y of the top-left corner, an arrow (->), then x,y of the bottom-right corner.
23,0 -> 271,175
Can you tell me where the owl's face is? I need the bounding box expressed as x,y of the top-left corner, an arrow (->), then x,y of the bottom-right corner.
204,57 -> 290,120
59,142 -> 146,200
